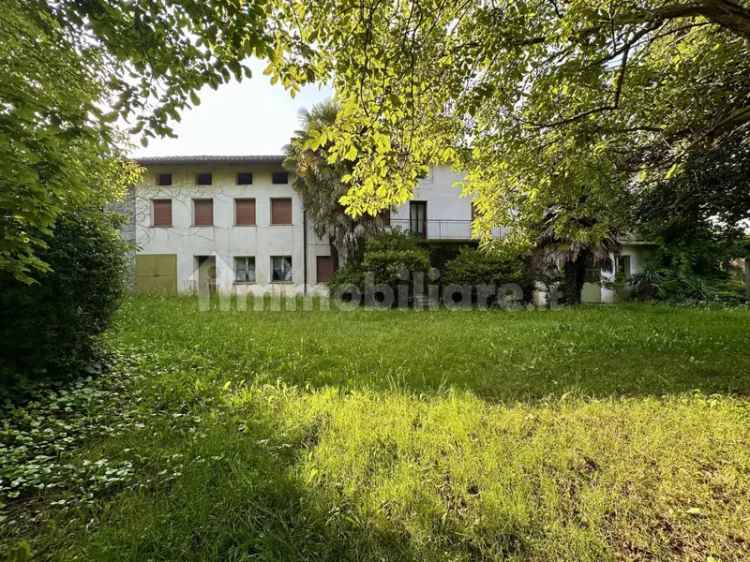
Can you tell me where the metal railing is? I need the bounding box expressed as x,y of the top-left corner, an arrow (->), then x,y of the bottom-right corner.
389,219 -> 475,240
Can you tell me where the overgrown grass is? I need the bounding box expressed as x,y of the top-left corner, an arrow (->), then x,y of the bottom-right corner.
2,297 -> 750,561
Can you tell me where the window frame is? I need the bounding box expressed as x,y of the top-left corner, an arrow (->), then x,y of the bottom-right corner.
233,256 -> 257,284
156,173 -> 173,186
270,255 -> 293,283
271,171 -> 289,185
409,201 -> 428,238
236,172 -> 253,185
196,172 -> 213,186
151,198 -> 173,227
270,197 -> 293,225
192,198 -> 214,227
234,197 -> 257,226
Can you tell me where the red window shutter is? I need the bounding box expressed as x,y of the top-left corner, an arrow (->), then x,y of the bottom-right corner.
271,198 -> 292,225
194,199 -> 213,226
153,199 -> 172,226
235,198 -> 256,225
316,256 -> 335,283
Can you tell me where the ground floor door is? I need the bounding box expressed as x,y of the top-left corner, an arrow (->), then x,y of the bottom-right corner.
196,256 -> 217,296
135,254 -> 177,294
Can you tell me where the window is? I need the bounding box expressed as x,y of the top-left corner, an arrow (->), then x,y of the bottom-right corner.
235,198 -> 256,225
617,255 -> 632,280
196,172 -> 212,185
409,201 -> 427,238
234,257 -> 256,283
270,198 -> 292,225
152,199 -> 172,227
271,256 -> 293,283
316,256 -> 335,284
272,171 -> 289,184
156,173 -> 172,186
237,172 -> 253,185
193,198 -> 213,226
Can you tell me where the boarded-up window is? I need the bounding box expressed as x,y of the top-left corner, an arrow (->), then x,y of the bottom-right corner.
272,171 -> 289,184
234,257 -> 256,282
152,199 -> 172,226
237,172 -> 253,185
235,198 -> 256,225
271,256 -> 293,282
196,172 -> 212,185
156,173 -> 172,186
316,256 -> 335,284
193,199 -> 213,226
271,198 -> 292,225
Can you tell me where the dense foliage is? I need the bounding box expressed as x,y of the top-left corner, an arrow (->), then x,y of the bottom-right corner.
2,0 -> 272,280
283,100 -> 388,265
443,246 -> 533,297
329,231 -> 430,302
0,210 -> 128,387
267,0 -> 750,253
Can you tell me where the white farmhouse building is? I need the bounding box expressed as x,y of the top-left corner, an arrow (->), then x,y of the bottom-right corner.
126,154 -> 651,303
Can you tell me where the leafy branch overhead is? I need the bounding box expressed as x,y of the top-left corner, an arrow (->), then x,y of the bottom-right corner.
1,0 -> 273,281
266,0 -> 750,247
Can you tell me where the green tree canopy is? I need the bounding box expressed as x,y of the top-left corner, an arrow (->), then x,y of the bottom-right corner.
2,0 -> 272,281
283,100 -> 388,264
267,0 -> 750,251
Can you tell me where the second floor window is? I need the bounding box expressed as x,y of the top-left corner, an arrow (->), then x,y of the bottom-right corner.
237,172 -> 253,185
196,172 -> 212,185
156,173 -> 172,186
409,201 -> 427,238
270,198 -> 292,225
152,199 -> 172,227
235,198 -> 256,226
193,199 -> 213,226
272,171 -> 289,184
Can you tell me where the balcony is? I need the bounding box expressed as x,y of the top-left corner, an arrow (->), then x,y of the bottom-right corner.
390,219 -> 474,240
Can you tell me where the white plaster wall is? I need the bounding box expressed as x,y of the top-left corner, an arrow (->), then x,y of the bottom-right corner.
600,243 -> 655,304
135,163 -> 331,295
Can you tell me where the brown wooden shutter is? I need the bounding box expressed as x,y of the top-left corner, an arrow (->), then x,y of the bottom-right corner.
316,256 -> 335,283
193,199 -> 213,226
153,199 -> 172,226
271,198 -> 292,225
235,198 -> 256,225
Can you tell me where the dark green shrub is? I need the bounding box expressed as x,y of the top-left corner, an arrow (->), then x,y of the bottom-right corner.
443,246 -> 527,286
329,231 -> 430,304
0,209 -> 128,386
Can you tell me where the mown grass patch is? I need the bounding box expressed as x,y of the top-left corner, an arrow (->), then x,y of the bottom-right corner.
2,297 -> 750,561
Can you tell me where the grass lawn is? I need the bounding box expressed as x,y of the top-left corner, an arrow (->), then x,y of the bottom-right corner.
2,297 -> 750,561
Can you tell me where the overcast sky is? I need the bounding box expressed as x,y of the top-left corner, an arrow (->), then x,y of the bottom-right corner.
129,58 -> 333,158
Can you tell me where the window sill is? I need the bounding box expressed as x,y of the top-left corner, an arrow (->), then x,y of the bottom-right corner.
233,224 -> 257,227
233,281 -> 257,285
269,224 -> 294,227
271,281 -> 294,284
151,225 -> 173,228
191,225 -> 214,228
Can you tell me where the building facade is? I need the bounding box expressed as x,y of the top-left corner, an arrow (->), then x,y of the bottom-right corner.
128,154 -> 650,302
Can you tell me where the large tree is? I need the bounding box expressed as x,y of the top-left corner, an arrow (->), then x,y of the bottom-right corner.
2,0 -> 272,281
283,100 -> 388,265
267,0 -> 750,251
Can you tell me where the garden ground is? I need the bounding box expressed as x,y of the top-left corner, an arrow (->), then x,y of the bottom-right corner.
2,297 -> 750,561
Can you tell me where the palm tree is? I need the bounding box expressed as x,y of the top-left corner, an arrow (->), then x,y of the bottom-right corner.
283,100 -> 387,266
532,206 -> 620,304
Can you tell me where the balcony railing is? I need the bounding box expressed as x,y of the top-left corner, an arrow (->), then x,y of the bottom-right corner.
389,219 -> 474,240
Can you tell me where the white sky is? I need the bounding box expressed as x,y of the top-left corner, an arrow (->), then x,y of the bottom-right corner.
129,58 -> 333,158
